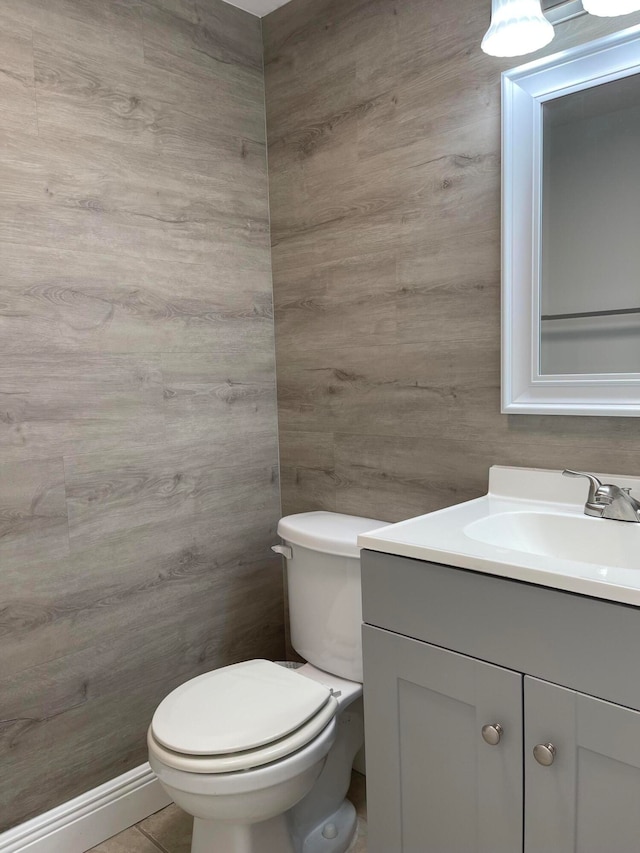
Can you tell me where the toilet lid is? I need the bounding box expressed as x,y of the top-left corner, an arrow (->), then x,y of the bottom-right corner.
151,659 -> 333,756
277,511 -> 386,558
148,698 -> 338,774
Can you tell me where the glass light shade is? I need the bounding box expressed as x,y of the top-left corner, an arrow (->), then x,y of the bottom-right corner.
583,0 -> 640,15
482,0 -> 555,57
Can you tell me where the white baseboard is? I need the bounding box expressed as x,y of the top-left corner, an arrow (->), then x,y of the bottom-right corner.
0,763 -> 172,853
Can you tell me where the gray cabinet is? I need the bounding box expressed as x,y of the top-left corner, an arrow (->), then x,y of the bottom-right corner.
363,626 -> 523,853
525,677 -> 640,853
361,550 -> 640,853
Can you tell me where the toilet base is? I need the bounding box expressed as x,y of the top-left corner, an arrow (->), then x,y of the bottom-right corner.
298,799 -> 357,853
189,798 -> 357,853
191,814 -> 295,853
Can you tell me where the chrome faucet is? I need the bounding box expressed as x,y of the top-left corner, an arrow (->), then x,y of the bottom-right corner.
563,470 -> 640,523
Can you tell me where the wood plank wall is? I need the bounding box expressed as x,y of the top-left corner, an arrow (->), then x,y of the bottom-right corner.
0,0 -> 284,831
264,0 -> 640,524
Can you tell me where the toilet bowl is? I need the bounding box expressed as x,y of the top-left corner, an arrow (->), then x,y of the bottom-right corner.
148,511 -> 385,853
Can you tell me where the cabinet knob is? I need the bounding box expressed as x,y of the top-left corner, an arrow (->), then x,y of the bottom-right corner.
533,742 -> 557,766
481,723 -> 503,746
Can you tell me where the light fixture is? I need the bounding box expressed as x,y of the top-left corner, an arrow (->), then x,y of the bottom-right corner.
582,0 -> 640,15
481,0 -> 555,57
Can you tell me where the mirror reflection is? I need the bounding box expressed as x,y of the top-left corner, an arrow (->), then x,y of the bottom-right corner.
540,74 -> 640,375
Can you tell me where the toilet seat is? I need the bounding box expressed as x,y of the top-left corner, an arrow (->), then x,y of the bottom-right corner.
149,660 -> 339,773
148,701 -> 337,774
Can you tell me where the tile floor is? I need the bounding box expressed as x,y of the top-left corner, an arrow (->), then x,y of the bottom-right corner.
90,771 -> 367,852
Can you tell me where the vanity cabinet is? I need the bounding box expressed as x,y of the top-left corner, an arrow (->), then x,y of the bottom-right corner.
524,678 -> 640,853
361,550 -> 640,853
363,627 -> 523,853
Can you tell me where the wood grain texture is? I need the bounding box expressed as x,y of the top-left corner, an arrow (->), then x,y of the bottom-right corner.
64,449 -> 279,551
161,351 -> 278,445
0,0 -> 282,832
0,457 -> 68,565
0,11 -> 37,140
0,504 -> 280,679
0,245 -> 273,355
0,132 -> 269,267
279,430 -> 336,516
33,19 -> 265,149
0,354 -> 165,463
334,433 -> 640,523
264,0 -> 640,523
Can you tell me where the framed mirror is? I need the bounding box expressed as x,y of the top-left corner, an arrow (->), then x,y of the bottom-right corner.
502,24 -> 640,415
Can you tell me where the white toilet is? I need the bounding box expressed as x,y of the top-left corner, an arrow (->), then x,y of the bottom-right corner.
148,511 -> 384,853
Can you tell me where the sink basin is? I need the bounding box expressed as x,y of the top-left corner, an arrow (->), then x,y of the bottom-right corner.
464,510 -> 640,571
358,465 -> 640,606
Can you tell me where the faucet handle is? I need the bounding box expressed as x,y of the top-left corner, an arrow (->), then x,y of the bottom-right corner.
562,469 -> 603,503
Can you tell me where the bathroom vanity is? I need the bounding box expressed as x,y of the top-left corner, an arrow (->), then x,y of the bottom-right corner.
359,466 -> 640,853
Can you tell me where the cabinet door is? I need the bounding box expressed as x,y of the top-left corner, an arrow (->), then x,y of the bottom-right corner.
363,625 -> 523,853
525,676 -> 640,853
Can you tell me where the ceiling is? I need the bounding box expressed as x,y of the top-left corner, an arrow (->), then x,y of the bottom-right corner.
222,0 -> 293,16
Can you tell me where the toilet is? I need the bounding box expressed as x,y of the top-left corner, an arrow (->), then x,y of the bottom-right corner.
147,511 -> 384,853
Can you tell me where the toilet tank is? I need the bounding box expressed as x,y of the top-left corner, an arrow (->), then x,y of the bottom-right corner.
276,512 -> 385,682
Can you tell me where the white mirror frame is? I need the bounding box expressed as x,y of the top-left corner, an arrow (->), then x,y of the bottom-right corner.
502,24 -> 640,416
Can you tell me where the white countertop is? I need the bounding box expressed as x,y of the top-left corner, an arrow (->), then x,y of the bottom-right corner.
358,465 -> 640,607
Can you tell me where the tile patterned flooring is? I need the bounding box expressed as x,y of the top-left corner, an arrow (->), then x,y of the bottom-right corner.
90,771 -> 367,852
